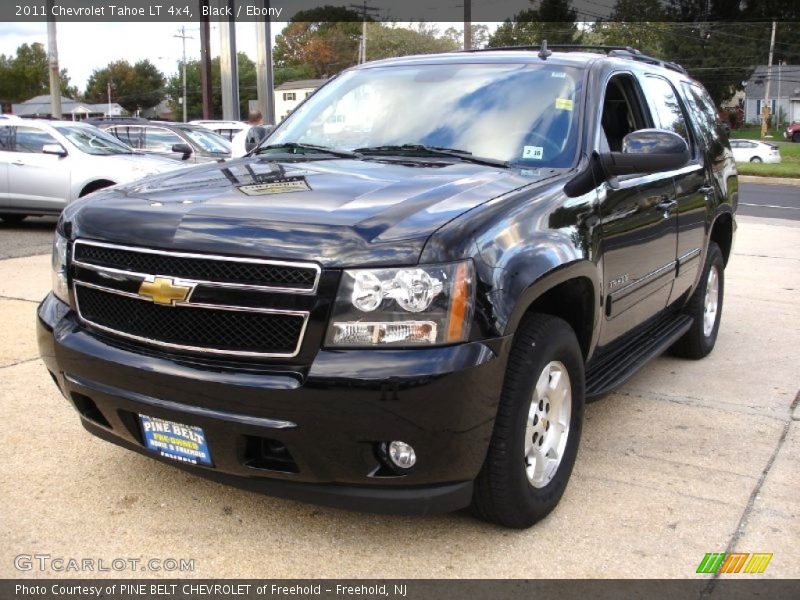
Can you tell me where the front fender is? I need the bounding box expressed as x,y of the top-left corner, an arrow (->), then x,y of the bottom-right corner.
498,260 -> 602,338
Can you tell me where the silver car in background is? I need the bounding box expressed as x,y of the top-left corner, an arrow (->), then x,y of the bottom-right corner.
0,120 -> 183,223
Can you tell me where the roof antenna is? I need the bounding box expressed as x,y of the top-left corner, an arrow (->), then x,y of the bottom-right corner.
538,39 -> 552,60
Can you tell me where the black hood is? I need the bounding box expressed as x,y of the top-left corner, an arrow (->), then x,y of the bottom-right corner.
65,156 -> 551,267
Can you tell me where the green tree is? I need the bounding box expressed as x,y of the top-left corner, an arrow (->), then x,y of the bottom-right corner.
85,59 -> 165,113
488,0 -> 582,48
166,52 -> 257,120
273,6 -> 363,78
366,23 -> 459,61
0,42 -> 76,104
443,24 -> 491,49
591,0 -> 668,55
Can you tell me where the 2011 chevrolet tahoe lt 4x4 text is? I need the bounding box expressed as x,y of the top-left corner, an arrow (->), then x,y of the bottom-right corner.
38,47 -> 737,528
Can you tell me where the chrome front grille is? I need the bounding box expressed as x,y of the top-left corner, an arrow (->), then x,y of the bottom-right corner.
71,240 -> 318,358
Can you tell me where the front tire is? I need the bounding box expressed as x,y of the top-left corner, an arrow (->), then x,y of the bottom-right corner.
671,242 -> 725,359
793,132 -> 800,143
750,156 -> 763,163
472,314 -> 584,528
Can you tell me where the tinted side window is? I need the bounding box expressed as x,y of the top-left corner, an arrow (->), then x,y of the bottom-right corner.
0,126 -> 13,151
15,126 -> 58,153
681,81 -> 724,147
144,127 -> 183,152
641,75 -> 691,149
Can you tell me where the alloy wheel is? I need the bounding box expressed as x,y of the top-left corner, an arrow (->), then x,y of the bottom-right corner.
524,361 -> 572,488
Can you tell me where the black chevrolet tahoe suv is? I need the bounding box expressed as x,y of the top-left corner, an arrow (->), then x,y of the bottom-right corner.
38,47 -> 737,528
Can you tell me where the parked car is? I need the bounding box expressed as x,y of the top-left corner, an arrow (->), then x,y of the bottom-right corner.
785,121 -> 800,143
39,47 -> 737,528
0,119 -> 183,223
190,120 -> 248,141
729,139 -> 781,163
92,119 -> 232,162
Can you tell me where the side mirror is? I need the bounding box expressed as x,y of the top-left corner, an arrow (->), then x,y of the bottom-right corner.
600,129 -> 689,177
564,129 -> 690,198
244,125 -> 273,153
171,143 -> 193,160
42,143 -> 67,157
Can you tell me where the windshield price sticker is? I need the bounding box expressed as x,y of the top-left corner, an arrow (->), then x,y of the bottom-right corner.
522,146 -> 544,160
238,176 -> 311,196
555,98 -> 574,111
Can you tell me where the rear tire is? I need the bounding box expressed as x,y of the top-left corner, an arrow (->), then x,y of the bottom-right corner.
750,156 -> 762,163
471,314 -> 584,529
793,132 -> 800,143
671,242 -> 725,359
0,214 -> 26,225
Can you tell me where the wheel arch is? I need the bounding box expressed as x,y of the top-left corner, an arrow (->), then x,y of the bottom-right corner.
503,261 -> 601,361
79,179 -> 116,198
710,210 -> 734,267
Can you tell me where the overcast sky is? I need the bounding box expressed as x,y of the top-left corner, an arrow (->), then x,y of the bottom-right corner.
0,21 -> 494,92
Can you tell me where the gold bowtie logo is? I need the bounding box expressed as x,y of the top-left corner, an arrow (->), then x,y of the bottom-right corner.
138,277 -> 194,306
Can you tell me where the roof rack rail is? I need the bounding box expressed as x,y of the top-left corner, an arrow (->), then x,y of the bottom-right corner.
463,44 -> 687,75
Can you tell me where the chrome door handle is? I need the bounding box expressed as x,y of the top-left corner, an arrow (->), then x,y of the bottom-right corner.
699,185 -> 714,196
11,160 -> 24,166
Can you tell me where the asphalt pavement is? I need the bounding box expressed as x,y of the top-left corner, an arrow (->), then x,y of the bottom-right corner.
739,182 -> 800,221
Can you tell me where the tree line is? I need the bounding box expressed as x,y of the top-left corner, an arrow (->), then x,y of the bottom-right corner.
2,0 -> 798,118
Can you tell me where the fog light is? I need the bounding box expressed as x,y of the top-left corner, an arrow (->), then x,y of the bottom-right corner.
387,441 -> 416,469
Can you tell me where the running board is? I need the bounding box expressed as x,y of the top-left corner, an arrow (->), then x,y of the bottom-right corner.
585,313 -> 693,400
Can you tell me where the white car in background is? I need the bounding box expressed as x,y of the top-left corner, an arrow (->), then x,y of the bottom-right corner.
0,119 -> 183,224
729,139 -> 782,163
189,120 -> 247,141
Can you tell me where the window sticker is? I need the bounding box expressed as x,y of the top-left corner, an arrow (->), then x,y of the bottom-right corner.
555,98 -> 574,111
522,146 -> 544,160
551,71 -> 567,78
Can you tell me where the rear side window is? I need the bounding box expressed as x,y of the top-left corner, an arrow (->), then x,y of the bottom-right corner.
640,75 -> 692,151
681,81 -> 725,147
0,126 -> 13,151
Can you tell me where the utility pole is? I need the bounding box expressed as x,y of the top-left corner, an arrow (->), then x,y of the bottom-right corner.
174,26 -> 194,123
107,80 -> 112,116
349,2 -> 379,64
777,60 -> 783,129
255,0 -> 276,125
761,20 -> 776,140
45,0 -> 61,119
463,0 -> 472,51
219,0 -> 240,121
200,0 -> 213,119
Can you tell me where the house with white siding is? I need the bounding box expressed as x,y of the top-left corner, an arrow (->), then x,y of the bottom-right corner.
743,65 -> 800,125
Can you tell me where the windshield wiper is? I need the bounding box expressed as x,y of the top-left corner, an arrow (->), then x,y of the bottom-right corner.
354,144 -> 509,168
256,142 -> 360,158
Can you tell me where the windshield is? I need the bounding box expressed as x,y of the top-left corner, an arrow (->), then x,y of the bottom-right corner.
55,124 -> 134,155
179,127 -> 231,154
267,63 -> 583,168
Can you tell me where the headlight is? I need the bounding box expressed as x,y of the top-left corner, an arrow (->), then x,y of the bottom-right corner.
325,260 -> 475,348
51,232 -> 70,304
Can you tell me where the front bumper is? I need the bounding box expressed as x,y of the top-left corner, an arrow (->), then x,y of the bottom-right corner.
37,294 -> 511,515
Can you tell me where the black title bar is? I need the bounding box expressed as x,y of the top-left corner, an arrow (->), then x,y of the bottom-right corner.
3,1 -> 800,23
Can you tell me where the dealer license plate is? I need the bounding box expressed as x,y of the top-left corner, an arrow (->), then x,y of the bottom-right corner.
139,415 -> 212,466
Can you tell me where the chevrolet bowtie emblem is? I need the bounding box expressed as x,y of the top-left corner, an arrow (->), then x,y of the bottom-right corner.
138,277 -> 194,306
